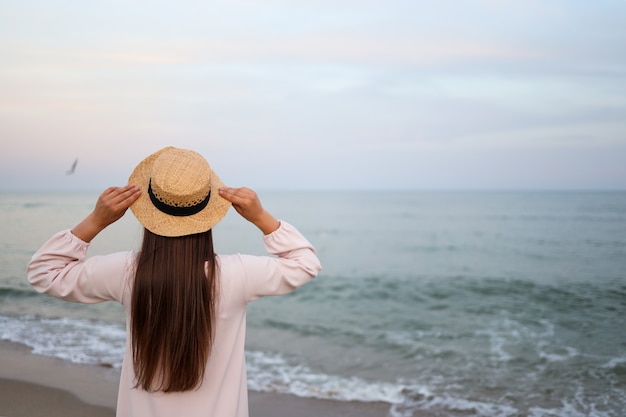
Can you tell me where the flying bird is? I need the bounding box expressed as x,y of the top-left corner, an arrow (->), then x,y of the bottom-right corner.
66,158 -> 78,175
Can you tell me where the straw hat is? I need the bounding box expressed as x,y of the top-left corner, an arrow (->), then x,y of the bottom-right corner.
128,147 -> 231,237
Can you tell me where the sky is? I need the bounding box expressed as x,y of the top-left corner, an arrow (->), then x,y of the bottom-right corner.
1,0 -> 625,191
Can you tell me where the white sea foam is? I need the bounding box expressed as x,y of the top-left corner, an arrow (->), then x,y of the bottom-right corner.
529,404 -> 612,417
600,356 -> 626,369
245,350 -> 406,403
388,385 -> 520,417
1,314 -> 408,405
0,314 -> 126,368
538,344 -> 578,362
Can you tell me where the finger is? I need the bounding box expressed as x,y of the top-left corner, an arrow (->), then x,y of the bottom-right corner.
114,185 -> 141,207
219,187 -> 249,204
100,187 -> 119,198
118,184 -> 140,198
103,185 -> 140,209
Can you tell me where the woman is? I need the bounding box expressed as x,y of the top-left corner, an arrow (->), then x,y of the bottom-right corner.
27,147 -> 322,417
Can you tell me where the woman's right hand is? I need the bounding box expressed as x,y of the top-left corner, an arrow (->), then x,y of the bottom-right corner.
218,187 -> 280,234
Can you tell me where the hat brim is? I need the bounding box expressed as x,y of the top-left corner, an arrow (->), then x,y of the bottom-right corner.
128,147 -> 231,237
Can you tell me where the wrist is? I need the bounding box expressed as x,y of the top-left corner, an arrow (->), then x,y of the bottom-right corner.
71,213 -> 105,243
255,211 -> 280,235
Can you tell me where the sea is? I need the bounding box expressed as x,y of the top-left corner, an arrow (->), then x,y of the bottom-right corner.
1,190 -> 625,417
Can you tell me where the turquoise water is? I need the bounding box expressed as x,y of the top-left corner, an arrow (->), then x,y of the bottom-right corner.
1,191 -> 625,416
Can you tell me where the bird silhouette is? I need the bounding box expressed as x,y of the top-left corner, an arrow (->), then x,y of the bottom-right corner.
66,158 -> 78,175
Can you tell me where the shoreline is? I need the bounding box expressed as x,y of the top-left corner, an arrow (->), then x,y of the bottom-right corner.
0,340 -> 393,417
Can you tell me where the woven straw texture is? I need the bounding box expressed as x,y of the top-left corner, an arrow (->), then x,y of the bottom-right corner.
128,147 -> 231,237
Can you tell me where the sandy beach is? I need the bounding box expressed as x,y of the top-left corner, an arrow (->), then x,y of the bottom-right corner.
0,341 -> 392,417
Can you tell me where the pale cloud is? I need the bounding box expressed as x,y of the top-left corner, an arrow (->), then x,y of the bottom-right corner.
1,33 -> 532,74
187,36 -> 529,66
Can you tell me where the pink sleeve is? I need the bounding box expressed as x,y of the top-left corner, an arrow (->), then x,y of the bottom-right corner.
27,230 -> 133,304
240,221 -> 322,302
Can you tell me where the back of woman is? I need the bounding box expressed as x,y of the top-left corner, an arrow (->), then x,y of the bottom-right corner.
27,147 -> 322,417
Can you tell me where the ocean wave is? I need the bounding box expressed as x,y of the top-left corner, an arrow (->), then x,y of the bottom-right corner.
528,386 -> 616,417
0,313 -> 407,405
601,356 -> 626,378
0,314 -> 126,368
246,350 -> 405,403
389,386 -> 520,417
0,287 -> 41,299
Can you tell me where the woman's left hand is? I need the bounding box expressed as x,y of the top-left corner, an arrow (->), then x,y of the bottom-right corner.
93,185 -> 142,227
72,185 -> 142,242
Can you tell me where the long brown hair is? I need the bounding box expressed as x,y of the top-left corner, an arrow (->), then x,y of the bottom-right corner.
130,228 -> 218,392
